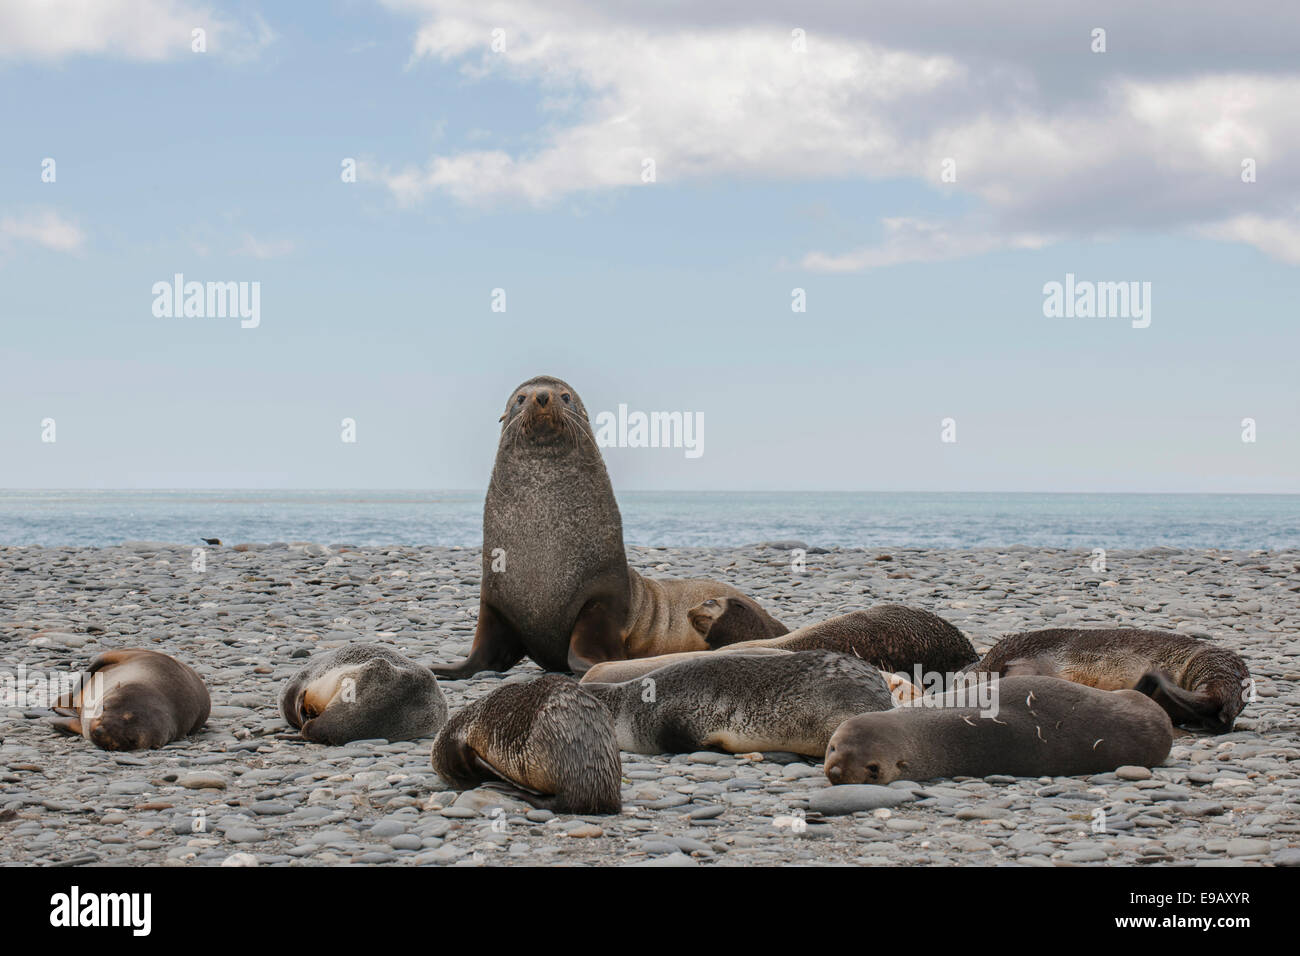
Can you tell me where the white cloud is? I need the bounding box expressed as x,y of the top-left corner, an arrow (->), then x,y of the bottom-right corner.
1196,214 -> 1300,265
235,234 -> 296,259
0,0 -> 271,61
0,210 -> 85,252
802,218 -> 1053,272
377,1 -> 1300,268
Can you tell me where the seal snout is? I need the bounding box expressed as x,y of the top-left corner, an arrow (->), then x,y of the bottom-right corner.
823,722 -> 889,785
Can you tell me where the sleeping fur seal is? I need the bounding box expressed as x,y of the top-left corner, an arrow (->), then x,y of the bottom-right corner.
626,577 -> 786,657
580,646 -> 922,701
582,650 -> 894,756
682,593 -> 788,648
968,627 -> 1250,732
712,603 -> 978,680
824,675 -> 1173,784
431,675 -> 622,814
50,649 -> 210,751
430,375 -> 779,677
580,646 -> 793,684
281,644 -> 448,745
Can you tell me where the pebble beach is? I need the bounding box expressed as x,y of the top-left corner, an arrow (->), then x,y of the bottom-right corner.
2,541 -> 1297,867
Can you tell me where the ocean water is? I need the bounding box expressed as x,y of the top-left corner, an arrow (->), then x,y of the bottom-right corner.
1,490 -> 1298,550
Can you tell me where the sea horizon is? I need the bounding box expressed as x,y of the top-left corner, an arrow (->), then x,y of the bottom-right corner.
3,489 -> 1299,551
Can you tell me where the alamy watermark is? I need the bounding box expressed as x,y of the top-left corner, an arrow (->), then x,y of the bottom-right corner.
1042,273 -> 1150,328
593,404 -> 703,459
152,274 -> 260,328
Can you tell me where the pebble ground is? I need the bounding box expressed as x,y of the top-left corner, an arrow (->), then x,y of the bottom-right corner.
1,542 -> 1296,867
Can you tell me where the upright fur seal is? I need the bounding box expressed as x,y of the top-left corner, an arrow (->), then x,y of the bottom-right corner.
714,604 -> 978,680
968,628 -> 1250,732
50,649 -> 210,751
430,375 -> 780,676
431,376 -> 632,677
431,675 -> 622,814
824,676 -> 1174,784
583,650 -> 893,756
280,645 -> 448,745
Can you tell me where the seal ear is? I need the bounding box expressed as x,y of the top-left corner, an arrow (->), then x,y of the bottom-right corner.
499,413 -> 506,422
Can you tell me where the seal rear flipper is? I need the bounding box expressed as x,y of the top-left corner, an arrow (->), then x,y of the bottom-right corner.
477,778 -> 553,809
431,600 -> 525,678
470,758 -> 554,808
567,599 -> 627,675
1134,669 -> 1231,731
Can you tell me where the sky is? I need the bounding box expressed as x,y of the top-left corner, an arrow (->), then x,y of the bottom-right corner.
0,0 -> 1296,493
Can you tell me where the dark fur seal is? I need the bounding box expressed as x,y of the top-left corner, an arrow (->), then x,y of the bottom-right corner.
968,628 -> 1250,732
582,650 -> 893,757
50,649 -> 210,751
430,675 -> 622,814
430,375 -> 781,676
714,603 -> 978,679
824,675 -> 1173,784
280,644 -> 448,745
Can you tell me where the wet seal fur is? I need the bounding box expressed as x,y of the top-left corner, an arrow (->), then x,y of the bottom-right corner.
431,675 -> 621,814
968,627 -> 1250,732
51,649 -> 210,751
824,675 -> 1174,785
281,644 -> 448,745
713,603 -> 978,679
582,649 -> 893,756
431,375 -> 778,677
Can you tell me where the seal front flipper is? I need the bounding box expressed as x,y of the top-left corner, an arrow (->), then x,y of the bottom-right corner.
1135,668 -> 1234,731
566,599 -> 627,675
49,716 -> 83,736
432,600 -> 525,679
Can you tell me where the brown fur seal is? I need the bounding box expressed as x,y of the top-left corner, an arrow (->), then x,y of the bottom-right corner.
430,375 -> 780,677
824,675 -> 1173,784
50,649 -> 209,751
280,645 -> 448,745
430,675 -> 621,814
582,650 -> 893,756
968,627 -> 1250,732
714,604 -> 978,680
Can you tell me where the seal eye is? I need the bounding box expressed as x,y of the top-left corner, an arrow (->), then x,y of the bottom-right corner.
516,395 -> 526,405
561,393 -> 571,403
